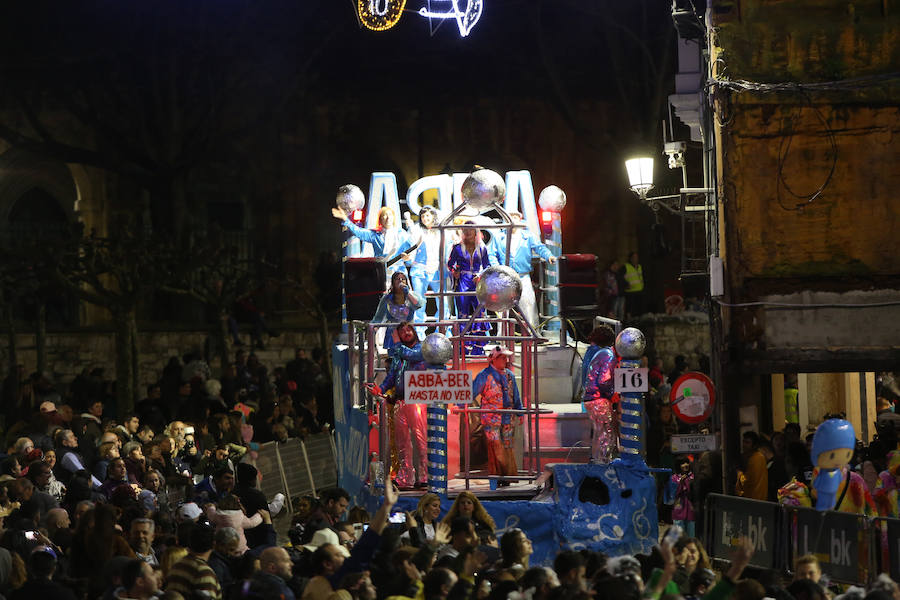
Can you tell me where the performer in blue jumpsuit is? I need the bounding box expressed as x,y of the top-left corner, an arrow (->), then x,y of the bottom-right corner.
447,222 -> 490,355
487,211 -> 555,330
403,206 -> 452,334
332,205 -> 408,284
472,345 -> 522,484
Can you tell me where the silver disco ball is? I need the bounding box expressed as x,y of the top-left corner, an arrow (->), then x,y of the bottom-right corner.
460,168 -> 506,210
615,327 -> 646,359
421,333 -> 453,365
336,184 -> 365,213
538,185 -> 567,212
476,265 -> 522,311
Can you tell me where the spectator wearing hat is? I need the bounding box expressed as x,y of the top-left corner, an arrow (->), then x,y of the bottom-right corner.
176,502 -> 203,522
9,546 -> 76,600
472,345 -> 522,483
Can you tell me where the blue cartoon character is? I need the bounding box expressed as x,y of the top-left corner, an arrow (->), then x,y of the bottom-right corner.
810,418 -> 856,511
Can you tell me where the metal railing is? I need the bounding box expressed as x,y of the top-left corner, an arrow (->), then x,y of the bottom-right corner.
348,317 -> 549,488
343,196 -> 557,489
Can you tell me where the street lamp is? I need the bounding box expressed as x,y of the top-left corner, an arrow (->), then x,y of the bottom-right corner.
625,157 -> 655,200
624,156 -> 685,214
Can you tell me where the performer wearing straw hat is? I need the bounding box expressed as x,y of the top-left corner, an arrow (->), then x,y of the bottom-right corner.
472,345 -> 522,485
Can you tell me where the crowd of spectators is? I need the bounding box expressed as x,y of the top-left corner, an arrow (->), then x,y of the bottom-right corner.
0,345 -> 335,598
0,343 -> 898,600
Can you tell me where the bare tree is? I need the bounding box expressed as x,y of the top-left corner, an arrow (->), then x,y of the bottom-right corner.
52,221 -> 186,412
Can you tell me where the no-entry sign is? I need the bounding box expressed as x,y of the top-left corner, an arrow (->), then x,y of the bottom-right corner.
670,371 -> 716,424
404,370 -> 473,404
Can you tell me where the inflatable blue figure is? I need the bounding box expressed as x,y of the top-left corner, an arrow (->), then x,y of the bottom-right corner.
810,418 -> 856,511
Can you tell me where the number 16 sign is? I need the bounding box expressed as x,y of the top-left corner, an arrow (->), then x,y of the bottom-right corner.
614,367 -> 649,393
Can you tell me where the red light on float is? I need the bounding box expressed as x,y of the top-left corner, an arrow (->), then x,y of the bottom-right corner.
351,209 -> 365,224
540,210 -> 554,236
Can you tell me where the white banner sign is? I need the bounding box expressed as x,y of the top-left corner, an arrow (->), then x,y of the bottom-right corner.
671,434 -> 717,453
614,367 -> 649,393
404,370 -> 473,404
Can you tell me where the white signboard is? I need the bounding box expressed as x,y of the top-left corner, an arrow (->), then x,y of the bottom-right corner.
614,367 -> 649,393
671,434 -> 717,454
404,370 -> 473,404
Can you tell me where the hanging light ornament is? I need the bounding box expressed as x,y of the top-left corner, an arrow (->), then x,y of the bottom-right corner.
358,0 -> 407,31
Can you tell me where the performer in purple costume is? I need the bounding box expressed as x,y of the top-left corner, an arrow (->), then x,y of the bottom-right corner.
447,222 -> 490,355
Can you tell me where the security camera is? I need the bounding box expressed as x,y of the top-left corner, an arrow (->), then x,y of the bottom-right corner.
664,141 -> 686,169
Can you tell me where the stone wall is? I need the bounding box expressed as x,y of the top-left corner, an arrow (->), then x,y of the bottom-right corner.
634,313 -> 712,374
0,329 -> 322,390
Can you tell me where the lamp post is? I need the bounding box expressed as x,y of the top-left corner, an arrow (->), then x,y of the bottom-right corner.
625,157 -> 655,201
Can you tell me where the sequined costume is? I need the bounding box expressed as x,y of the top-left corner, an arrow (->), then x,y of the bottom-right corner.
472,365 -> 522,477
379,342 -> 427,488
447,241 -> 490,355
582,346 -> 619,463
372,292 -> 421,350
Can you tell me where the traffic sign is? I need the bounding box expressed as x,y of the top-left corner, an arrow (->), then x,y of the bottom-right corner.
670,371 -> 715,424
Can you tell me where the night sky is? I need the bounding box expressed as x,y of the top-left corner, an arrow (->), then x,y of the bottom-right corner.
0,0 -> 685,300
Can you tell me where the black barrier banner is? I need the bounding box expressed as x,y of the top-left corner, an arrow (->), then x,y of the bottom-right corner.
705,494 -> 780,570
791,507 -> 868,584
875,518 -> 900,583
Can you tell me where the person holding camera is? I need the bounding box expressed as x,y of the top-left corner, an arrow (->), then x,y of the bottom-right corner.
372,271 -> 422,351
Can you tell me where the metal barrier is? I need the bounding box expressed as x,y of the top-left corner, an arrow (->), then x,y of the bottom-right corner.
703,493 -> 899,584
254,433 -> 338,510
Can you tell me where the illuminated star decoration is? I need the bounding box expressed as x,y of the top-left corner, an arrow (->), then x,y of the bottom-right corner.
357,0 -> 407,31
418,0 -> 483,37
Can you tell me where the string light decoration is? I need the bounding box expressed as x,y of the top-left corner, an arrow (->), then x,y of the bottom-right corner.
357,0 -> 406,31
419,0 -> 483,37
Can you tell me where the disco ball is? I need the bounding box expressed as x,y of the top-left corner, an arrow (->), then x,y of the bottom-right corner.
475,265 -> 522,312
336,184 -> 365,213
421,333 -> 453,365
615,327 -> 646,359
460,168 -> 506,210
538,185 -> 567,212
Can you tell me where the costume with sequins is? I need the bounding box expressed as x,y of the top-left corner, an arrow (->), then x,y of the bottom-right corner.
582,346 -> 619,463
379,341 -> 427,487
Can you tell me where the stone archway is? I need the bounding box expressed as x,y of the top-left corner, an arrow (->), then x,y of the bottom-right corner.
0,148 -> 78,223
0,148 -> 81,326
